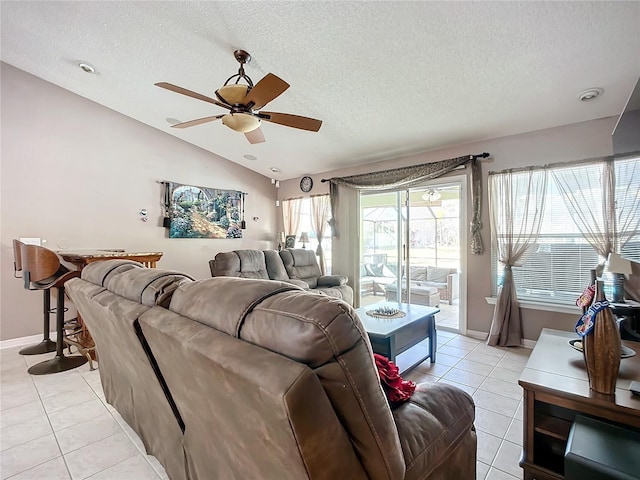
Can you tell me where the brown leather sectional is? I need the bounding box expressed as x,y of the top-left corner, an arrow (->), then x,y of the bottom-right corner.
66,259 -> 476,480
210,248 -> 354,305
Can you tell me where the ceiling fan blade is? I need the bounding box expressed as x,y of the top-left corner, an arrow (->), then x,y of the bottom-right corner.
245,128 -> 265,144
259,112 -> 322,132
244,74 -> 290,109
171,115 -> 225,129
155,82 -> 230,110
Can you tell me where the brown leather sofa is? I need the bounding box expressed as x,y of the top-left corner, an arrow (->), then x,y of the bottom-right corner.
210,248 -> 354,305
67,260 -> 476,480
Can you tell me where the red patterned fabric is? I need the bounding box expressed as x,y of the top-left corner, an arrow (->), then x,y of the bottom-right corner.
373,353 -> 416,405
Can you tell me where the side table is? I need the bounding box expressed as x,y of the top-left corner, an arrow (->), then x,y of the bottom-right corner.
518,328 -> 640,480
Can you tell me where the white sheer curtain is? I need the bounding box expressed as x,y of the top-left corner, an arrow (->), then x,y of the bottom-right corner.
488,170 -> 548,346
311,195 -> 330,274
282,198 -> 303,240
551,157 -> 640,270
551,160 -> 615,261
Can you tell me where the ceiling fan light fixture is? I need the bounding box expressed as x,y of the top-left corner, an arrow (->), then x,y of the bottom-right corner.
422,189 -> 441,202
222,113 -> 261,133
216,84 -> 250,105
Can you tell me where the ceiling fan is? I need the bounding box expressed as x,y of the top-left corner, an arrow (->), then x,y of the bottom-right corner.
155,50 -> 322,144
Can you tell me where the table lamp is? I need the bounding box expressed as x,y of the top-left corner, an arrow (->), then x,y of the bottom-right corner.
607,252 -> 632,303
299,232 -> 309,249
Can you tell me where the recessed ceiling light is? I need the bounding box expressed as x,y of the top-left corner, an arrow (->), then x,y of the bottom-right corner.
270,167 -> 280,173
579,88 -> 604,102
166,118 -> 182,125
243,154 -> 257,161
78,62 -> 96,74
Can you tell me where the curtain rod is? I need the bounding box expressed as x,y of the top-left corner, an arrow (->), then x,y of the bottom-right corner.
320,152 -> 490,183
489,151 -> 640,175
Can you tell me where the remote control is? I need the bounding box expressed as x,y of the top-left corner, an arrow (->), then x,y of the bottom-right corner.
631,381 -> 640,396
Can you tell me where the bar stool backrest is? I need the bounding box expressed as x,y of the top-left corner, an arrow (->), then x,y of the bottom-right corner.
12,239 -> 24,277
21,244 -> 62,285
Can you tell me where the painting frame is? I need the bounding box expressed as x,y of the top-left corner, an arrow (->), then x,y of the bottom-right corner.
166,181 -> 243,239
284,235 -> 296,249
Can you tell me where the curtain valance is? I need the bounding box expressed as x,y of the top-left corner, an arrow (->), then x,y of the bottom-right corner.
322,152 -> 490,254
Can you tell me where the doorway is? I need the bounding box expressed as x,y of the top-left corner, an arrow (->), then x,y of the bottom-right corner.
359,178 -> 465,332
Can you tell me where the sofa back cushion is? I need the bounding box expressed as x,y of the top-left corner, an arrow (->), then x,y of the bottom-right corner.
210,250 -> 270,279
106,268 -> 195,308
264,249 -> 290,281
426,266 -> 455,283
279,249 -> 322,288
407,266 -> 427,281
80,259 -> 144,286
168,277 -> 405,479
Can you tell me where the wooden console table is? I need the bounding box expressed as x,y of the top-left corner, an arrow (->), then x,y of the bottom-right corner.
58,250 -> 164,361
518,328 -> 640,480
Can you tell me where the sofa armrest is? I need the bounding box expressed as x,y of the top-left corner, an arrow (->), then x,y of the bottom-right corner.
393,383 -> 476,479
317,275 -> 348,287
283,279 -> 310,290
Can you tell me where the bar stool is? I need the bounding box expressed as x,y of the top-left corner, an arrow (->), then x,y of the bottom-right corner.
21,244 -> 88,374
12,240 -> 57,355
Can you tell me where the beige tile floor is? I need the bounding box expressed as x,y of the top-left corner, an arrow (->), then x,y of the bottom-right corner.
1,332 -> 530,479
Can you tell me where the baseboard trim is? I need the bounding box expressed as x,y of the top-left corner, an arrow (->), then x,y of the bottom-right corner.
465,329 -> 535,349
0,333 -> 55,350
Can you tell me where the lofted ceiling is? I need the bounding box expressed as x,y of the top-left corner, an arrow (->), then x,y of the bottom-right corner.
2,1 -> 639,180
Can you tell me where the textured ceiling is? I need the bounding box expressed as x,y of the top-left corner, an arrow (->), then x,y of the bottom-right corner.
2,1 -> 639,180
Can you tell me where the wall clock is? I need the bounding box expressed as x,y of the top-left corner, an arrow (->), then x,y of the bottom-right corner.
300,176 -> 313,193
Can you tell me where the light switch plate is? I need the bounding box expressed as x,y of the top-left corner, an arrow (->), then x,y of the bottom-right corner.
19,237 -> 41,246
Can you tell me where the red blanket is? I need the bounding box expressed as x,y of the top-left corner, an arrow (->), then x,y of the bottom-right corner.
374,354 -> 416,405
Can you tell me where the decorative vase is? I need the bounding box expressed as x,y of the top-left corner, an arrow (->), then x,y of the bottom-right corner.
583,281 -> 621,395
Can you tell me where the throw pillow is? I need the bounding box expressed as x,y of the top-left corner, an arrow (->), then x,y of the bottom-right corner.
381,265 -> 396,278
364,263 -> 377,277
373,353 -> 416,406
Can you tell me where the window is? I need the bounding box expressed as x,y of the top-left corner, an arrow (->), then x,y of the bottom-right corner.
491,156 -> 640,305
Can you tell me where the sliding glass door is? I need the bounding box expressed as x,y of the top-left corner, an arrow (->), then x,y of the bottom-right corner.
359,179 -> 464,332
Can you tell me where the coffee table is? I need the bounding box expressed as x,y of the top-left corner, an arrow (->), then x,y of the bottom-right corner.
355,301 -> 439,374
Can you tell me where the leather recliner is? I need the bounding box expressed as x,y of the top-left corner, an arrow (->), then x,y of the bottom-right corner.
67,260 -> 476,480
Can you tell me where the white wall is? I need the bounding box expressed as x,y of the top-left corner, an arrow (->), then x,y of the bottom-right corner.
1,63 -> 278,341
279,116 -> 618,341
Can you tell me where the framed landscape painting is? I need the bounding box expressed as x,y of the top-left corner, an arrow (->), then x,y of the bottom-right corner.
167,182 -> 243,239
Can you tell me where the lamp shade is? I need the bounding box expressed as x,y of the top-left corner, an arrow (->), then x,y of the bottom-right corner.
216,84 -> 249,105
607,252 -> 633,275
299,232 -> 309,243
221,113 -> 260,133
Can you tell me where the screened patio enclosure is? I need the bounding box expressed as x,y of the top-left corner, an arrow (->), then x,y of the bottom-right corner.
361,187 -> 462,272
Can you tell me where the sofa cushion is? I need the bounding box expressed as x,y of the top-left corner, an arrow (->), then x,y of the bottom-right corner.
408,266 -> 427,282
279,249 -> 322,289
80,259 -> 145,286
393,383 -> 475,480
211,250 -> 270,279
168,277 -> 300,337
426,266 -> 453,283
107,268 -> 195,308
264,249 -> 289,281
